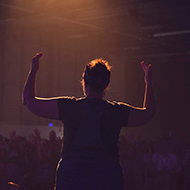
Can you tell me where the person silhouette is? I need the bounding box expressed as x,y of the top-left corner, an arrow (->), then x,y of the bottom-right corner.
23,53 -> 156,190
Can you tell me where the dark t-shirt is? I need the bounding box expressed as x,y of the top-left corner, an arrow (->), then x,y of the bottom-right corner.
57,97 -> 130,157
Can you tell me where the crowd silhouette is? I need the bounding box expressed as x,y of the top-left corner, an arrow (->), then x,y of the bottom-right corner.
0,130 -> 62,190
0,129 -> 190,190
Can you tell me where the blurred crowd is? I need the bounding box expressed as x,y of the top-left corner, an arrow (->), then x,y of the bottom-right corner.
0,129 -> 62,190
118,130 -> 190,190
0,129 -> 190,190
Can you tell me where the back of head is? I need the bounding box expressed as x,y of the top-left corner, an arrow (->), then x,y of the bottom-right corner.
83,58 -> 111,90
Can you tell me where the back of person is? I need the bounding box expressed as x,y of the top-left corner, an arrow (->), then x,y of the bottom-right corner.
23,53 -> 156,190
63,98 -> 108,159
55,98 -> 127,190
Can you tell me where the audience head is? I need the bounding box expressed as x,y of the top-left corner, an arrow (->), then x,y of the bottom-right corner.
49,131 -> 56,142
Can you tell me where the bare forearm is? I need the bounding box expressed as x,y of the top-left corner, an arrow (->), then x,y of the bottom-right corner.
141,61 -> 156,117
23,52 -> 42,106
22,53 -> 59,119
22,70 -> 37,106
126,62 -> 156,127
143,81 -> 156,119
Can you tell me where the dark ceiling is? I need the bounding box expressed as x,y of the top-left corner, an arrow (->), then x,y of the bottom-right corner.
0,0 -> 190,57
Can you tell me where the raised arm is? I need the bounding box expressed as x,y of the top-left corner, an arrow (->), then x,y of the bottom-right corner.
127,61 -> 156,127
22,53 -> 59,119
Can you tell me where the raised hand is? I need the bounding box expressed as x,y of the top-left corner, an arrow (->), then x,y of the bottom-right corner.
31,52 -> 43,73
29,129 -> 41,145
29,134 -> 36,145
140,61 -> 152,84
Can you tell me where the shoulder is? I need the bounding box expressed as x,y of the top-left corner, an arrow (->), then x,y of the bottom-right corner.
105,100 -> 130,116
57,96 -> 77,102
103,100 -> 130,126
57,96 -> 83,120
57,96 -> 85,106
105,100 -> 130,109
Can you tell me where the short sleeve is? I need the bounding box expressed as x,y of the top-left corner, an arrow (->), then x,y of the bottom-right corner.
114,101 -> 130,127
57,96 -> 77,121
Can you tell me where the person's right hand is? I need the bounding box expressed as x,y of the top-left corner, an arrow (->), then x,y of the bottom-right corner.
140,61 -> 152,84
31,52 -> 43,73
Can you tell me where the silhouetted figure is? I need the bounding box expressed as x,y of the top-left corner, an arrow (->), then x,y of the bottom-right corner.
22,53 -> 156,190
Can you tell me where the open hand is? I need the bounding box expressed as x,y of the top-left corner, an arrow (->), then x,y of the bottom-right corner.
140,61 -> 152,84
31,52 -> 43,73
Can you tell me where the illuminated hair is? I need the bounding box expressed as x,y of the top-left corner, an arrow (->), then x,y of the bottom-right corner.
82,58 -> 111,89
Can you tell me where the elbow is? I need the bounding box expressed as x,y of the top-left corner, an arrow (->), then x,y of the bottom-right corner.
22,91 -> 29,106
22,93 -> 30,106
127,105 -> 156,127
138,108 -> 156,126
22,97 -> 28,106
145,107 -> 156,123
149,108 -> 156,120
146,104 -> 156,120
22,95 -> 35,108
22,89 -> 35,107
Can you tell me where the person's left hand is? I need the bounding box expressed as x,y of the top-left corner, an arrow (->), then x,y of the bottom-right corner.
31,52 -> 43,73
140,61 -> 152,84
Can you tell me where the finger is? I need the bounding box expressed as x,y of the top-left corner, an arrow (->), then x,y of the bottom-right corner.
140,61 -> 145,67
147,64 -> 152,73
32,52 -> 42,60
140,61 -> 147,67
36,52 -> 43,57
140,61 -> 147,71
140,61 -> 145,65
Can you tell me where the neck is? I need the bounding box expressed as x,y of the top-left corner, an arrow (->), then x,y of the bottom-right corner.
86,93 -> 103,99
85,89 -> 104,100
